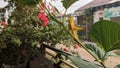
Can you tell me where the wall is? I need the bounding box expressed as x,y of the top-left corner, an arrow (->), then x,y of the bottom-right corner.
93,8 -> 111,23
93,9 -> 104,23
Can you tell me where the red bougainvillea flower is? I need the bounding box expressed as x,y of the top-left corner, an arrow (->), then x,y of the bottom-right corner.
73,44 -> 79,49
42,17 -> 48,27
63,48 -> 68,52
38,12 -> 49,27
38,12 -> 46,19
1,22 -> 8,27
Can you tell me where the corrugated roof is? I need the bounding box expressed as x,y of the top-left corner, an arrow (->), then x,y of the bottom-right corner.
109,0 -> 120,3
75,0 -> 111,12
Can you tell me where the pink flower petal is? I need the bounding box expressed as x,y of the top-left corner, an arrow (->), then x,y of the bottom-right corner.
37,12 -> 49,27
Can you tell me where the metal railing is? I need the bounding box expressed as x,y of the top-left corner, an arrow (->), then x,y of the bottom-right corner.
39,43 -> 102,68
40,43 -> 78,68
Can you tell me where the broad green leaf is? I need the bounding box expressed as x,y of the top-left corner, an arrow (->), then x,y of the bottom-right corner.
61,0 -> 78,9
68,56 -> 99,68
85,43 -> 105,61
89,20 -> 120,52
114,64 -> 120,68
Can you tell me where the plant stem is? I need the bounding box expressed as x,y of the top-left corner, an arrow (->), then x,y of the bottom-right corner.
100,62 -> 106,68
63,10 -> 67,23
49,14 -> 107,67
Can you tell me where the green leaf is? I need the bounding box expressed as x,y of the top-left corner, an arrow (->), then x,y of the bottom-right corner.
114,64 -> 120,68
105,51 -> 118,57
61,0 -> 78,9
85,43 -> 105,61
89,20 -> 120,52
68,56 -> 99,68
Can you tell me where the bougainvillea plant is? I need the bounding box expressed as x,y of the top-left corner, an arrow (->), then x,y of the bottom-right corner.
0,0 -> 73,67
